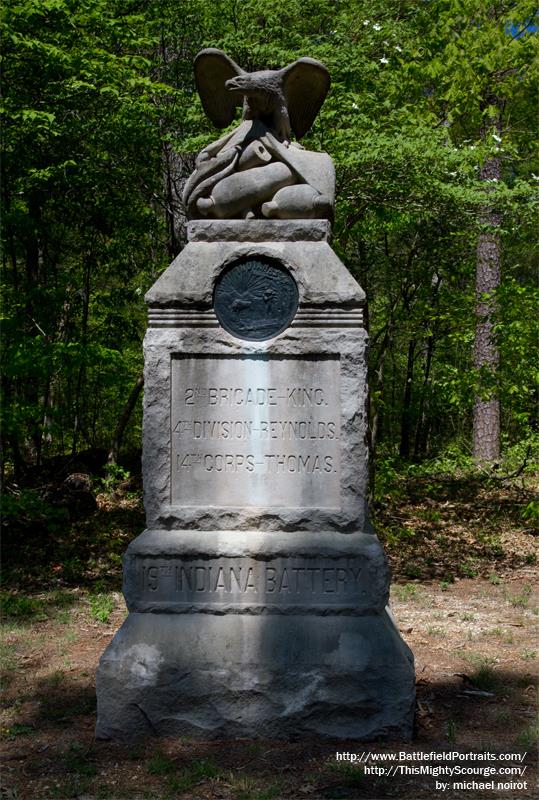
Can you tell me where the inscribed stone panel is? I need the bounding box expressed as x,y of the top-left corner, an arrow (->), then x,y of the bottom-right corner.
170,355 -> 340,508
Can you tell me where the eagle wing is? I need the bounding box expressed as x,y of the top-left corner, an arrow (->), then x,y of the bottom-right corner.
194,48 -> 245,128
281,58 -> 330,140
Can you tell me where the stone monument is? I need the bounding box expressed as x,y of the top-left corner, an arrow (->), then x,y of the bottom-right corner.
96,49 -> 415,740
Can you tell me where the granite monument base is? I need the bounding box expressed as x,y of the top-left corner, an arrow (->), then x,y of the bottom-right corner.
96,531 -> 414,741
96,219 -> 415,741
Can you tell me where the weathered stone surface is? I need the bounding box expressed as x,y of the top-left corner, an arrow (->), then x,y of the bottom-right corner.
142,326 -> 368,532
170,354 -> 341,509
144,239 -> 364,308
185,52 -> 333,221
123,530 -> 390,614
96,610 -> 415,741
97,162 -> 415,740
187,219 -> 331,242
193,49 -> 330,145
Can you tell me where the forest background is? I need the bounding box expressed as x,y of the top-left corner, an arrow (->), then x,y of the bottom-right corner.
1,3 -> 538,797
1,0 -> 538,504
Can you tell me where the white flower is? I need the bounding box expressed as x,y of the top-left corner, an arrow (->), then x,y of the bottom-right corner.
380,57 -> 389,64
492,133 -> 502,143
383,40 -> 389,45
395,45 -> 402,52
448,171 -> 457,177
373,23 -> 381,30
363,20 -> 370,26
470,145 -> 476,150
352,102 -> 359,110
531,173 -> 539,180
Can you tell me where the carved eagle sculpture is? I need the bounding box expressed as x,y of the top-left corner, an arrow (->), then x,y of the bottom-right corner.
194,48 -> 330,144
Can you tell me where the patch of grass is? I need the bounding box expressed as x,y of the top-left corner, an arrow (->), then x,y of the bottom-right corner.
521,499 -> 539,523
48,776 -> 94,799
392,583 -> 420,602
384,525 -> 417,546
472,665 -> 500,693
459,656 -> 503,694
48,589 -> 77,609
0,640 -> 19,674
61,628 -> 78,645
476,531 -> 505,558
489,573 -> 501,585
44,669 -> 67,689
226,773 -> 258,799
190,758 -> 220,780
417,508 -> 442,523
507,584 -> 533,609
0,723 -> 35,739
460,612 -> 475,622
327,760 -> 365,786
521,649 -> 537,662
89,592 -> 115,623
515,720 -> 539,749
127,744 -> 145,761
63,743 -> 97,776
461,652 -> 497,669
403,564 -> 422,579
147,752 -> 176,775
165,759 -> 221,793
256,786 -> 282,800
235,785 -> 282,800
61,557 -> 85,583
446,719 -> 458,743
459,558 -> 479,578
427,625 -> 445,637
0,592 -> 46,620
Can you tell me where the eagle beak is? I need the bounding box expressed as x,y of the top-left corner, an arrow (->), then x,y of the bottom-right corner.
225,77 -> 242,92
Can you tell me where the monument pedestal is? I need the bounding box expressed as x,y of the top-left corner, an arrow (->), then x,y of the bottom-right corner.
96,221 -> 415,740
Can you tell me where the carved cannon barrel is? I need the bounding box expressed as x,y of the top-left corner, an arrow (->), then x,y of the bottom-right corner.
196,162 -> 295,218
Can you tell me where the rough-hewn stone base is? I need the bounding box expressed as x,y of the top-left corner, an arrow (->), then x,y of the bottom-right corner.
96,609 -> 414,741
96,225 -> 415,741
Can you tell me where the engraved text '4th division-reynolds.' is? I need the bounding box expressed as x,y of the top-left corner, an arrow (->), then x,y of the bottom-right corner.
170,357 -> 341,508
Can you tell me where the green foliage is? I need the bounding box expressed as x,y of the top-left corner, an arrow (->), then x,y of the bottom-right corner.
98,463 -> 131,493
470,664 -> 502,694
515,719 -> 539,750
89,592 -> 115,623
0,723 -> 35,739
522,500 -> 539,523
1,0 -> 537,480
147,752 -> 176,776
0,592 -> 45,619
1,489 -> 69,535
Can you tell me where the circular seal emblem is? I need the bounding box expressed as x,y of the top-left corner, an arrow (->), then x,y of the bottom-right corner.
213,257 -> 299,341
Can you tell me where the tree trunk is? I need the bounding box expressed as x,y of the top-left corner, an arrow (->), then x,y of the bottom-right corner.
72,255 -> 91,455
399,338 -> 416,459
473,150 -> 501,463
413,334 -> 435,460
108,373 -> 144,464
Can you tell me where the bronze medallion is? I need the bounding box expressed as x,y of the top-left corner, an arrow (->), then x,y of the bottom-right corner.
213,257 -> 299,341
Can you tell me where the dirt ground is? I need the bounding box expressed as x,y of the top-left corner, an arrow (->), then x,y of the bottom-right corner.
1,473 -> 537,799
